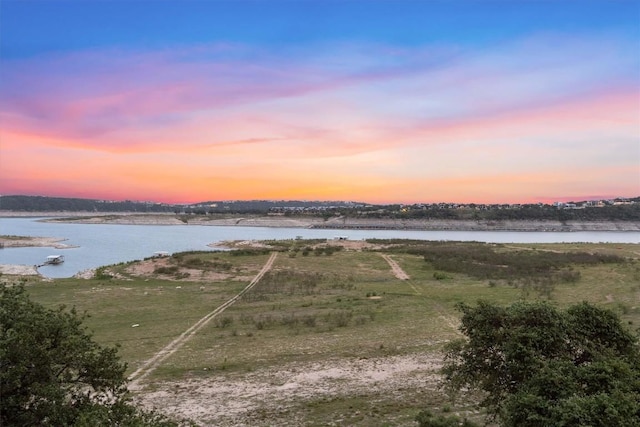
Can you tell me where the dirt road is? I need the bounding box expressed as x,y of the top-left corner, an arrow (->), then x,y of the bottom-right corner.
128,252 -> 278,388
380,254 -> 410,280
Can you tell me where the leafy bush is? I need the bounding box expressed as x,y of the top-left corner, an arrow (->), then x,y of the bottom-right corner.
183,258 -> 203,267
415,410 -> 479,427
230,248 -> 271,256
94,267 -> 113,280
154,266 -> 179,275
0,285 -> 192,426
326,310 -> 353,327
214,316 -> 234,328
442,301 -> 640,427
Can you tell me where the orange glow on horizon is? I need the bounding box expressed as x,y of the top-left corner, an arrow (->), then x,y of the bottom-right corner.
1,40 -> 638,206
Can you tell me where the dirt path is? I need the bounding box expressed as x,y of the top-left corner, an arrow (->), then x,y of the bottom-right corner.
379,255 -> 458,330
128,252 -> 278,388
380,254 -> 423,295
380,254 -> 410,280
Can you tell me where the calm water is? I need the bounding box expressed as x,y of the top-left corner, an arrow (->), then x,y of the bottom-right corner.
1,217 -> 638,278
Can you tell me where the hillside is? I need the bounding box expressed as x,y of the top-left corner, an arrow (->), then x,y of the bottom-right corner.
2,195 -> 639,223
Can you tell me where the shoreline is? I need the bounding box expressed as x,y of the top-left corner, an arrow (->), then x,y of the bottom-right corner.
28,214 -> 640,232
0,264 -> 41,276
0,235 -> 77,249
2,211 -> 640,232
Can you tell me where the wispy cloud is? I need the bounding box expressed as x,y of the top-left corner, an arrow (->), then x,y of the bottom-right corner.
1,33 -> 638,202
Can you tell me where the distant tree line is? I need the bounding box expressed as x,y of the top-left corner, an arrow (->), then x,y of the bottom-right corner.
0,196 -> 176,213
0,196 -> 361,214
363,204 -> 640,221
2,195 -> 639,221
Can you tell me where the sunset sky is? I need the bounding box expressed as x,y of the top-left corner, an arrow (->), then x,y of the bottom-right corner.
1,1 -> 638,204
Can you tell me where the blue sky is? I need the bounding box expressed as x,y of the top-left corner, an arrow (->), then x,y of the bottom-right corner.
3,1 -> 638,57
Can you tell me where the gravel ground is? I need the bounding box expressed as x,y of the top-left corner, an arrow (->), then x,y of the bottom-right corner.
0,264 -> 40,275
137,353 -> 443,426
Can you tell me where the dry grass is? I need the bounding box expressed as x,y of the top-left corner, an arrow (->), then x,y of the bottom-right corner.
22,240 -> 640,426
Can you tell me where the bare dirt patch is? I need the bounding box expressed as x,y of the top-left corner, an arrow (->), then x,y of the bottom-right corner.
0,235 -> 76,249
127,258 -> 169,276
73,268 -> 97,279
212,239 -> 385,252
137,352 -> 442,426
209,240 -> 275,250
125,258 -> 234,282
0,264 -> 40,276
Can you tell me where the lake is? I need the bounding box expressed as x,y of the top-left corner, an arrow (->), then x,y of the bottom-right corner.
1,217 -> 638,278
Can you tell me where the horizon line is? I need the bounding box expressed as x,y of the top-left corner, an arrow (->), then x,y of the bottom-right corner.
1,193 -> 638,207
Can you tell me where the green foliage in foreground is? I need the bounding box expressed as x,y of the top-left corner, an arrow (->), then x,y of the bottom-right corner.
0,285 -> 191,427
415,410 -> 479,427
439,301 -> 640,427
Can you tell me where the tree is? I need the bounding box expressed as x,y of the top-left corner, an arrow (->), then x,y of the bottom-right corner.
441,301 -> 640,426
0,285 -> 187,426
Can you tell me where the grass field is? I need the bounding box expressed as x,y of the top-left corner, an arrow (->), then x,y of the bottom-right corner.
14,240 -> 640,426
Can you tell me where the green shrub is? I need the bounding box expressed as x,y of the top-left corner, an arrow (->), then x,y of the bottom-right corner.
415,410 -> 478,427
154,266 -> 179,275
215,316 -> 234,328
327,310 -> 352,327
94,267 -> 113,280
433,271 -> 448,280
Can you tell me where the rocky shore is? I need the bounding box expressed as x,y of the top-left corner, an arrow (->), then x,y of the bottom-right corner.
0,264 -> 40,276
0,235 -> 77,249
311,218 -> 640,232
0,235 -> 75,279
20,213 -> 640,232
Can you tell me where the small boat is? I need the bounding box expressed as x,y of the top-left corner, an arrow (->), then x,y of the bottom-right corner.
44,255 -> 65,265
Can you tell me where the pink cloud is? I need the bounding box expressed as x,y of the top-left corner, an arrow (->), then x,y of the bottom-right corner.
1,34 -> 638,203
2,34 -> 634,149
